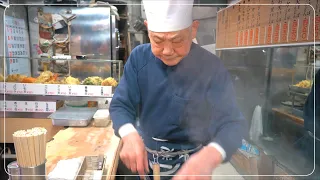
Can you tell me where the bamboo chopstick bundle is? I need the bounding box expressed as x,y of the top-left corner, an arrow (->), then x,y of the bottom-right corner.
13,130 -> 26,167
32,127 -> 47,164
12,127 -> 48,168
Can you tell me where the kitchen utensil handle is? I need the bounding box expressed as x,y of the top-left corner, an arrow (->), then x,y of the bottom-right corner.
153,163 -> 160,180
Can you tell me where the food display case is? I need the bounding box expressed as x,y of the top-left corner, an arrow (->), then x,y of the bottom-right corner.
1,58 -> 122,119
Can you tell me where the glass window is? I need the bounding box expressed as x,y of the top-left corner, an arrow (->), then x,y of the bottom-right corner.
218,45 -> 320,177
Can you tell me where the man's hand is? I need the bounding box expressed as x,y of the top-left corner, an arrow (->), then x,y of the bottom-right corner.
120,132 -> 149,178
172,146 -> 223,180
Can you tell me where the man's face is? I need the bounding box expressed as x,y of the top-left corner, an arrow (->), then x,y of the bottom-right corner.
145,21 -> 199,66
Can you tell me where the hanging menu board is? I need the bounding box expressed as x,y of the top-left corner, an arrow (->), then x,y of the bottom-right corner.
216,0 -> 320,49
5,16 -> 30,76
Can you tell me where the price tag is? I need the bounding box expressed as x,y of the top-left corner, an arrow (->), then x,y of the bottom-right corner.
5,83 -> 15,94
7,101 -> 24,112
16,101 -> 25,112
100,86 -> 104,96
0,101 -> 4,111
23,101 -> 34,112
70,85 -> 85,96
13,101 -> 18,111
35,102 -> 46,112
0,83 -> 4,93
68,85 -> 72,96
58,85 -> 68,95
34,101 -> 39,112
16,83 -> 28,94
26,101 -> 34,112
44,85 -> 48,95
5,101 -> 13,111
44,84 -> 58,95
102,86 -> 112,96
86,86 -> 101,96
30,84 -> 45,95
45,102 -> 56,112
58,85 -> 83,96
84,86 -> 88,96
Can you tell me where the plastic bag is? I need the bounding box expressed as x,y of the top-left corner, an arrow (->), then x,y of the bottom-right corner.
249,105 -> 263,142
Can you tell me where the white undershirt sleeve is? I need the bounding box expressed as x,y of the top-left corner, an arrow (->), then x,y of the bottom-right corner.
207,142 -> 227,160
118,123 -> 137,138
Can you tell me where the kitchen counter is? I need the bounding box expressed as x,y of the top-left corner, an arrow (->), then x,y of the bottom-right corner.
272,107 -> 304,126
45,124 -> 121,179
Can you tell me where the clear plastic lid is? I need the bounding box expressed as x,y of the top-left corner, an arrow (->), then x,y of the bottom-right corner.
48,106 -> 98,121
93,109 -> 110,120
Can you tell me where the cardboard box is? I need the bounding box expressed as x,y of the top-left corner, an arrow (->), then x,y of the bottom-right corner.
230,149 -> 259,179
273,161 -> 296,180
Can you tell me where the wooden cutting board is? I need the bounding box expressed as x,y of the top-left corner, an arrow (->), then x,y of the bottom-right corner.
46,124 -> 121,180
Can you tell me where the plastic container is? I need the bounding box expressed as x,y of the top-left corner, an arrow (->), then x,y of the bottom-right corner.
97,98 -> 112,109
65,101 -> 88,107
48,106 -> 97,127
93,109 -> 111,127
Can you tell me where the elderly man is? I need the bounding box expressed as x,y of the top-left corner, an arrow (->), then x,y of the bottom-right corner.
110,0 -> 248,179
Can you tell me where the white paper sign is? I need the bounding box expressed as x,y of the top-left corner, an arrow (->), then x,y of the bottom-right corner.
5,16 -> 30,76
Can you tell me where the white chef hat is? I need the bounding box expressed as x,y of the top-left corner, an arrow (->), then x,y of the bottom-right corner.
142,0 -> 194,32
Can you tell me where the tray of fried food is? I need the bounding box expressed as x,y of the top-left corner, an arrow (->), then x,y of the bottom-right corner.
289,80 -> 312,94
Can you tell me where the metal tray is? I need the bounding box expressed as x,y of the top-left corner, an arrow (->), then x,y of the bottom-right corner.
288,85 -> 310,94
51,119 -> 92,127
75,155 -> 107,180
48,106 -> 97,127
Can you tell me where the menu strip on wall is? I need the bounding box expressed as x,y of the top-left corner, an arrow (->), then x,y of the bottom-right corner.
216,0 -> 320,49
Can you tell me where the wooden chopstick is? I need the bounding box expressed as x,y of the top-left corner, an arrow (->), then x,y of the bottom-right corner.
12,127 -> 48,167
